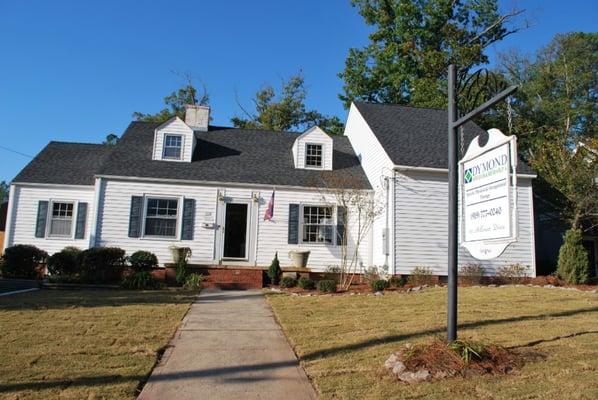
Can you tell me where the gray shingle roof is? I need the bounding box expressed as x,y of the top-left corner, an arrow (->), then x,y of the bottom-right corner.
12,142 -> 114,185
354,102 -> 534,174
97,122 -> 371,189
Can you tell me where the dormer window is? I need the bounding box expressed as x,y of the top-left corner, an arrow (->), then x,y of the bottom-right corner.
305,144 -> 323,168
163,134 -> 182,160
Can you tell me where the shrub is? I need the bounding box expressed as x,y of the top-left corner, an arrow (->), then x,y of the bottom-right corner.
370,279 -> 389,292
47,247 -> 81,277
324,265 -> 342,282
170,246 -> 192,285
1,244 -> 48,279
316,279 -> 337,293
280,276 -> 297,288
128,250 -> 158,272
557,229 -> 590,284
121,271 -> 162,290
388,275 -> 406,287
496,263 -> 529,284
183,273 -> 206,290
267,252 -> 282,285
298,277 -> 315,290
408,267 -> 434,286
460,264 -> 485,285
79,247 -> 126,283
447,339 -> 486,364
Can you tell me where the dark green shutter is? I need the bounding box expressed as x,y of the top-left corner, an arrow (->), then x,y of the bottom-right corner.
35,201 -> 49,238
128,196 -> 143,238
74,202 -> 88,239
288,204 -> 299,244
336,206 -> 347,246
181,198 -> 195,240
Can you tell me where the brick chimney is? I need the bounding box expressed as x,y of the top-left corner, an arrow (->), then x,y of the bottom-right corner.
185,104 -> 210,132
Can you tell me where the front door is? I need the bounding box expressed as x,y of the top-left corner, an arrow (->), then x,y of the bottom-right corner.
223,203 -> 249,260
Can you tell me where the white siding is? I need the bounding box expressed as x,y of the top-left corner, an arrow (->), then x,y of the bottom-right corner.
6,185 -> 96,255
394,170 -> 536,276
344,103 -> 395,269
97,178 -> 372,271
293,126 -> 333,170
152,117 -> 195,162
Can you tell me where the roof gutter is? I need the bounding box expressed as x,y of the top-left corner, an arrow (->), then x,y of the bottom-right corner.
393,164 -> 537,179
94,174 -> 375,193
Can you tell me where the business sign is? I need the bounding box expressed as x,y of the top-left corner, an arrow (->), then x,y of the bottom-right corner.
459,128 -> 518,260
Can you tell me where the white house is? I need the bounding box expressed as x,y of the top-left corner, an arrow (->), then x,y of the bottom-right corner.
3,102 -> 537,284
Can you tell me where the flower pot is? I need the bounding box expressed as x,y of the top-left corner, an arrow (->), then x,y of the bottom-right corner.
288,250 -> 310,269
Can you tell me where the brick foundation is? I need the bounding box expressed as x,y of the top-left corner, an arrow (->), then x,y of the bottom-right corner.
164,265 -> 263,289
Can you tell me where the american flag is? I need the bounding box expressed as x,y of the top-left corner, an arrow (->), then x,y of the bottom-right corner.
264,190 -> 275,221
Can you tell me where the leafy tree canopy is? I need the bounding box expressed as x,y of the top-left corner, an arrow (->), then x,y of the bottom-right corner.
232,74 -> 345,134
103,134 -> 119,145
339,0 -> 524,109
133,82 -> 209,124
502,32 -> 597,229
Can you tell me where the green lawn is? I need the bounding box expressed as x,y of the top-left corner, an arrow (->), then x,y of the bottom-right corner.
267,287 -> 598,400
0,289 -> 195,400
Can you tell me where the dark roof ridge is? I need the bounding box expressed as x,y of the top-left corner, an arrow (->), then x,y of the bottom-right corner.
354,101 -> 445,112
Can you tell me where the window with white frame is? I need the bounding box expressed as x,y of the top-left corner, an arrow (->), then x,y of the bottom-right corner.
302,205 -> 334,244
144,198 -> 179,237
305,144 -> 323,168
163,134 -> 182,159
49,202 -> 74,237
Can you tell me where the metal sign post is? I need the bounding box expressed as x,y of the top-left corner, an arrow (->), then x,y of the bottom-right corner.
446,65 -> 518,342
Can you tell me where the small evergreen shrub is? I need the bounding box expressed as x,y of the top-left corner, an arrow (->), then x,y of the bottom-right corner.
496,263 -> 529,284
298,277 -> 315,290
128,250 -> 158,271
370,279 -> 389,292
316,279 -> 337,293
388,275 -> 406,287
47,247 -> 81,277
408,267 -> 434,286
460,264 -> 485,285
121,271 -> 162,290
1,244 -> 48,279
557,229 -> 590,284
280,276 -> 297,288
267,252 -> 282,285
183,273 -> 206,290
79,247 -> 126,283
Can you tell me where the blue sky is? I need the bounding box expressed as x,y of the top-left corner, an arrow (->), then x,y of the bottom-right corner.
0,0 -> 596,182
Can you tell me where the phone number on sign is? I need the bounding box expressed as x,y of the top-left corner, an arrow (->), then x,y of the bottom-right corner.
470,207 -> 502,220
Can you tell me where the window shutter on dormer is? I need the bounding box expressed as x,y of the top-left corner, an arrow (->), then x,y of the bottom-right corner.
35,201 -> 49,238
128,196 -> 143,238
288,204 -> 299,244
336,206 -> 347,246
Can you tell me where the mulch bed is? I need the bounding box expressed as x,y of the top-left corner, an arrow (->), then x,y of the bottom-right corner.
383,338 -> 532,383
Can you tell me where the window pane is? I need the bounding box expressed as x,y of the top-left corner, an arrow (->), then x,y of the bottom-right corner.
145,218 -> 177,237
50,218 -> 72,236
164,135 -> 182,159
305,144 -> 322,167
144,198 -> 178,237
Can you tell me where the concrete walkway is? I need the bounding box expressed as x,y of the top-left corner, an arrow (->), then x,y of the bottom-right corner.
138,289 -> 317,400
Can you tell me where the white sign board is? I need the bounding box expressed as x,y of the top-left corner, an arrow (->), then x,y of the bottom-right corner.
459,128 -> 517,260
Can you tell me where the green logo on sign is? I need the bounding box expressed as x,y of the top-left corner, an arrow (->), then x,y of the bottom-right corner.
464,169 -> 473,183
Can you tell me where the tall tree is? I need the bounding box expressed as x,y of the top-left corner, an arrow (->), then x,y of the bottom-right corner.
232,74 -> 345,134
0,180 -> 9,203
502,32 -> 597,230
339,0 -> 524,109
133,80 -> 209,124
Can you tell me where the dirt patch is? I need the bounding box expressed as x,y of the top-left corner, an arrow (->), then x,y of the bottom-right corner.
384,338 -> 529,383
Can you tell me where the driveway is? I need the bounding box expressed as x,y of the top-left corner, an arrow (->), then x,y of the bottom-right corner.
138,289 -> 317,400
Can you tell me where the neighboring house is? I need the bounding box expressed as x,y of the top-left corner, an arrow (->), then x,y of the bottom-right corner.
3,102 -> 538,280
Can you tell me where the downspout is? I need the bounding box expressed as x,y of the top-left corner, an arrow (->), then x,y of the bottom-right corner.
2,184 -> 17,251
384,176 -> 390,268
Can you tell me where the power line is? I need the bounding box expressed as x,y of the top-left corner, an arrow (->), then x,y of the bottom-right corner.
0,145 -> 33,158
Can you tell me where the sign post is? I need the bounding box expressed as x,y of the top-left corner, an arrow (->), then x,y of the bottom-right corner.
446,65 -> 518,342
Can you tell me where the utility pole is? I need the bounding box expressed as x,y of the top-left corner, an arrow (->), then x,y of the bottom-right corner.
446,64 -> 518,342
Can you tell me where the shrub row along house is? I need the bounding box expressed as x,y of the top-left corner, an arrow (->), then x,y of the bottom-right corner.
2,103 -> 537,286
